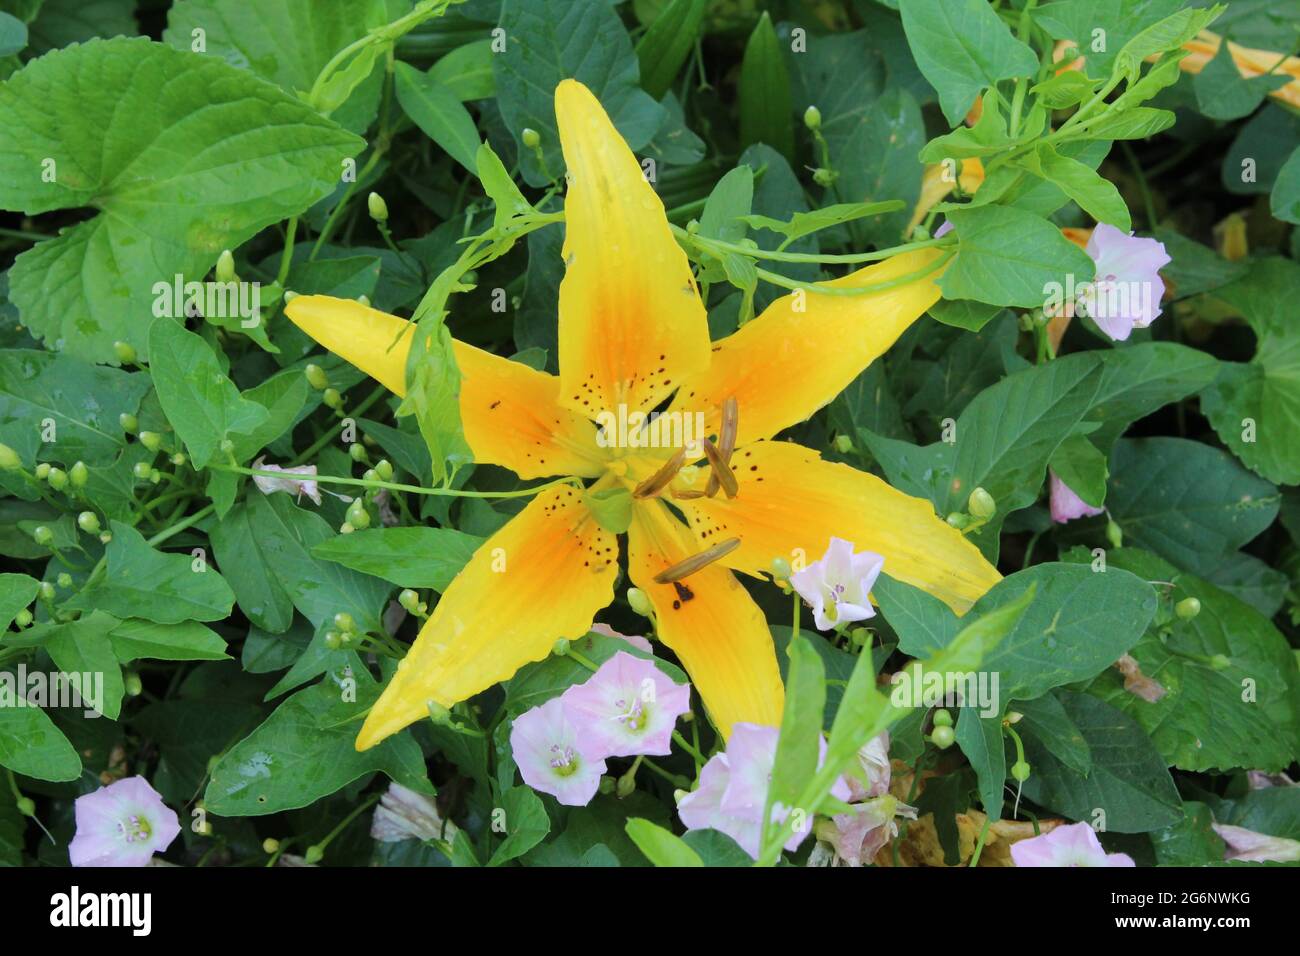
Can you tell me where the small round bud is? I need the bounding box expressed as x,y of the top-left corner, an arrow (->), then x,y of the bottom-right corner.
812,167 -> 837,187
39,582 -> 55,601
219,438 -> 235,456
132,461 -> 152,480
946,512 -> 968,529
113,340 -> 137,365
215,249 -> 236,283
304,844 -> 324,865
599,776 -> 616,795
686,219 -> 700,235
304,363 -> 330,390
362,468 -> 379,483
139,431 -> 163,452
123,672 -> 143,697
521,127 -> 541,149
930,725 -> 956,749
771,556 -> 793,581
1209,653 -> 1230,670
322,388 -> 343,410
14,608 -> 32,628
348,442 -> 369,463
16,797 -> 35,817
1010,760 -> 1031,782
333,612 -> 355,633
367,191 -> 389,222
932,708 -> 953,728
1106,519 -> 1123,549
356,294 -> 370,308
552,637 -> 570,657
119,413 -> 139,434
627,587 -> 653,616
615,772 -> 636,798
1004,711 -> 1023,725
0,443 -> 21,470
339,521 -> 355,534
283,289 -> 298,303
170,452 -> 187,467
46,467 -> 68,490
69,461 -> 88,489
324,631 -> 342,650
968,487 -> 996,520
56,572 -> 73,589
346,499 -> 370,530
398,589 -> 421,613
374,459 -> 393,481
833,434 -> 853,454
262,838 -> 281,854
77,511 -> 100,534
32,525 -> 53,546
99,531 -> 112,544
149,469 -> 162,484
1175,597 -> 1201,621
849,627 -> 870,647
803,105 -> 822,130
34,463 -> 50,480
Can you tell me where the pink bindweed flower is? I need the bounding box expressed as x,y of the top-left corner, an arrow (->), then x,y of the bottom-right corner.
510,696 -> 607,806
1010,821 -> 1136,867
845,732 -> 892,802
1079,223 -> 1171,341
677,722 -> 852,860
1048,469 -> 1105,524
821,795 -> 917,867
1212,823 -> 1300,863
370,782 -> 459,844
251,456 -> 322,505
590,622 -> 653,653
560,651 -> 690,757
790,537 -> 885,631
68,776 -> 181,867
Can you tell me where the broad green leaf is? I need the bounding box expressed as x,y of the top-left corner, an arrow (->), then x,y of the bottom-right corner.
488,787 -> 551,866
401,313 -> 472,484
0,38 -> 361,362
1085,342 -> 1219,452
1016,691 -> 1092,776
229,370 -> 310,463
65,521 -> 235,624
1015,144 -> 1131,231
1153,229 -> 1246,300
478,142 -> 532,229
956,706 -> 1006,818
681,828 -> 752,866
109,618 -> 228,663
940,205 -> 1096,308
698,166 -> 754,244
1077,548 -> 1300,773
918,93 -> 1013,162
1106,437 -> 1280,574
0,571 -> 38,629
785,28 -> 886,161
738,12 -> 793,162
23,0 -> 135,56
1020,691 -> 1182,833
1075,106 -> 1177,141
1192,35 -> 1291,120
625,818 -> 704,867
898,0 -> 1037,124
926,298 -> 1004,333
1271,147 -> 1300,224
635,0 -> 707,101
1112,5 -> 1225,81
839,87 -> 925,247
1031,0 -> 1184,79
40,611 -> 125,719
210,501 -> 296,633
1151,801 -> 1225,866
0,10 -> 24,56
0,690 -> 81,782
394,60 -> 481,173
1222,104 -> 1300,196
1030,69 -> 1097,109
1048,433 -> 1108,508
311,526 -> 482,591
494,0 -> 664,187
765,635 -> 827,850
148,318 -> 269,469
429,39 -> 495,101
740,201 -> 904,245
204,664 -> 431,816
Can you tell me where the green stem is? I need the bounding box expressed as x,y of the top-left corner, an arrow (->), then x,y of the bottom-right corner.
753,248 -> 955,297
291,384 -> 390,466
215,462 -> 577,500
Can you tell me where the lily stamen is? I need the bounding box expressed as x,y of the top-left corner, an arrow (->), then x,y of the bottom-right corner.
701,438 -> 739,498
652,537 -> 741,584
632,446 -> 688,499
706,396 -> 739,497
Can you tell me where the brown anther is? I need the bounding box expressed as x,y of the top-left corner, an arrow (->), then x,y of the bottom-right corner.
652,537 -> 741,584
706,396 -> 739,497
632,446 -> 687,499
671,489 -> 707,500
701,437 -> 738,498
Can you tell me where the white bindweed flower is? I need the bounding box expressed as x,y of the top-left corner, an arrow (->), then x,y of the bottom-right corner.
790,537 -> 884,631
251,456 -> 322,505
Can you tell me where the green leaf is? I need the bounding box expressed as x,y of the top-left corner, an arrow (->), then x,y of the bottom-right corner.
635,0 -> 707,101
765,635 -> 827,847
488,787 -> 551,866
0,571 -> 38,629
24,0 -> 136,56
1031,0 -> 1184,79
1222,104 -> 1300,196
1077,548 -> 1300,773
41,611 -> 125,719
918,93 -> 1014,162
1085,342 -> 1219,452
1192,34 -> 1291,120
400,313 -> 472,485
741,201 -> 904,245
429,39 -> 495,101
204,664 -> 431,816
839,87 -> 925,247
625,818 -> 704,867
738,12 -> 793,162
1075,106 -> 1177,141
1020,691 -> 1182,833
1151,801 -> 1225,866
0,10 -> 25,56
0,38 -> 361,363
1112,5 -> 1225,82
477,142 -> 532,229
1048,433 -> 1108,508
148,318 -> 269,469
1030,69 -> 1098,109
898,0 -> 1038,125
940,205 -> 1096,308
494,0 -> 663,187
229,370 -> 310,463
0,690 -> 81,782
956,705 -> 1006,818
109,618 -> 228,663
1201,258 -> 1300,484
699,166 -> 754,244
210,501 -> 296,633
505,631 -> 686,716
311,526 -> 482,591
1015,144 -> 1131,231
1106,437 -> 1280,574
1271,147 -> 1300,224
394,60 -> 481,174
65,521 -> 235,624
1016,691 -> 1092,776
681,828 -> 752,866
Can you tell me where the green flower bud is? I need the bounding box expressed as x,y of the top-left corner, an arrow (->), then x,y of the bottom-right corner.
771,556 -> 793,581
1210,653 -> 1231,670
34,463 -> 50,480
99,531 -> 113,545
521,127 -> 541,149
398,589 -> 421,613
362,469 -> 379,483
132,461 -> 152,480
171,452 -> 187,467
812,167 -> 838,187
14,608 -> 32,628
215,249 -> 236,283
346,499 -> 370,529
38,581 -> 55,601
374,459 -> 393,481
322,388 -> 343,410
849,627 -> 870,647
304,363 -> 330,390
1175,596 -> 1201,621
833,434 -> 853,454
119,413 -> 139,434
685,219 -> 700,235
56,572 -> 72,589
77,511 -> 101,534
1106,518 -> 1123,549
262,838 -> 281,854
627,586 -> 653,616
16,797 -> 35,817
968,487 -> 996,520
219,438 -> 235,456
599,776 -> 616,795
946,511 -> 968,529
123,672 -> 143,697
348,442 -> 369,463
283,289 -> 298,303
139,431 -> 163,452
0,443 -> 21,470
356,294 -> 370,308
339,521 -> 355,534
324,631 -> 343,650
615,771 -> 637,798
333,612 -> 355,633
304,844 -> 324,865
1010,760 -> 1031,782
113,340 -> 137,365
932,708 -> 953,728
149,469 -> 162,484
367,191 -> 389,222
552,637 -> 570,657
46,467 -> 67,490
803,105 -> 822,130
930,725 -> 956,749
69,461 -> 88,489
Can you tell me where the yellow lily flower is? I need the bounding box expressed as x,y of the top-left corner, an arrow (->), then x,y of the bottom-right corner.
285,80 -> 1001,752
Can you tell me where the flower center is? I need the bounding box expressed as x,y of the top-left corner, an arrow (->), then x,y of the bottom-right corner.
548,743 -> 580,777
118,814 -> 153,845
614,696 -> 649,733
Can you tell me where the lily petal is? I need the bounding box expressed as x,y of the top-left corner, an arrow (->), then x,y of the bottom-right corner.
669,249 -> 946,447
626,499 -> 784,738
675,440 -> 1000,614
554,79 -> 710,422
283,295 -> 607,478
357,485 -> 618,749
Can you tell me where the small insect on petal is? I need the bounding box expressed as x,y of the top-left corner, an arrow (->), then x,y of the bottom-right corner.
701,437 -> 738,498
653,536 -> 741,584
633,446 -> 687,499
